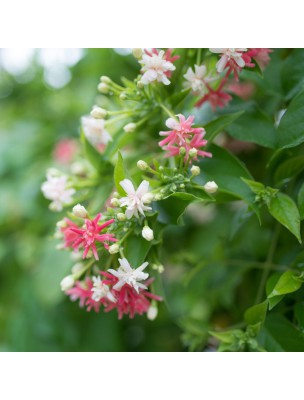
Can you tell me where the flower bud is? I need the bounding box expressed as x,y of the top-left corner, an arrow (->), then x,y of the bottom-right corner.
137,160 -> 149,171
191,165 -> 200,176
189,148 -> 198,158
90,106 -> 107,119
142,226 -> 154,241
112,192 -> 120,198
60,275 -> 75,291
142,193 -> 154,204
120,92 -> 127,100
97,82 -> 109,94
137,80 -> 144,89
71,161 -> 86,176
72,204 -> 88,218
179,147 -> 186,156
204,181 -> 218,194
71,263 -> 83,274
123,123 -> 136,133
100,76 -> 111,84
108,243 -> 120,254
56,219 -> 67,228
117,212 -> 126,221
110,198 -> 120,207
132,48 -> 143,59
154,193 -> 163,201
147,304 -> 158,320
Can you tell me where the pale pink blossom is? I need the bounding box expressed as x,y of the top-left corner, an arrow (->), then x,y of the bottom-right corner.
81,116 -> 112,149
91,276 -> 116,302
210,48 -> 248,73
184,64 -> 213,95
119,179 -> 152,219
139,49 -> 177,85
41,173 -> 75,211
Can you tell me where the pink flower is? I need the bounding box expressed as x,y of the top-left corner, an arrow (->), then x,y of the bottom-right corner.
60,218 -> 80,248
70,213 -> 117,260
159,114 -> 212,161
210,48 -> 254,79
53,139 -> 78,164
66,278 -> 104,312
101,271 -> 162,319
247,48 -> 272,70
196,89 -> 232,110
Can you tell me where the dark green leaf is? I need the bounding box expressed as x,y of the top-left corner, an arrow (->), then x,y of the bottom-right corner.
277,89 -> 304,149
225,106 -> 277,149
267,192 -> 302,243
124,235 -> 151,266
274,155 -> 304,184
298,182 -> 304,220
81,130 -> 112,175
168,88 -> 191,108
242,178 -> 265,194
114,151 -> 126,196
204,111 -> 244,144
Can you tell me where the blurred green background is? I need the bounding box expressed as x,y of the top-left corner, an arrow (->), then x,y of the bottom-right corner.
0,49 -> 184,351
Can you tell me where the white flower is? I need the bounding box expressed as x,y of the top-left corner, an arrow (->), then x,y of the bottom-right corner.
81,115 -> 112,147
139,50 -> 175,85
91,276 -> 116,302
108,258 -> 149,293
132,48 -> 143,59
60,275 -> 75,291
41,173 -> 75,212
210,48 -> 247,73
119,179 -> 152,219
204,181 -> 218,194
184,64 -> 211,95
72,203 -> 88,218
142,226 -> 154,241
142,192 -> 154,204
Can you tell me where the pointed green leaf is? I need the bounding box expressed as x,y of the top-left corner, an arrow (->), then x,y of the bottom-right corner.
204,111 -> 244,143
298,182 -> 304,220
274,156 -> 304,185
114,151 -> 126,196
268,270 -> 302,298
245,301 -> 268,327
267,192 -> 302,243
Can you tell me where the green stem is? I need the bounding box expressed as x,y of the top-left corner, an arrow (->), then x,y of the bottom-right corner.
255,223 -> 281,304
196,48 -> 202,65
160,103 -> 176,119
73,259 -> 95,280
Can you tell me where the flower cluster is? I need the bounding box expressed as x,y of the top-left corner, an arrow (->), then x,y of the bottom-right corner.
65,258 -> 162,319
41,48 -> 270,322
159,114 -> 212,161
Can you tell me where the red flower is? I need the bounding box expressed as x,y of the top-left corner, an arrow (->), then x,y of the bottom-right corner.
70,213 -> 117,260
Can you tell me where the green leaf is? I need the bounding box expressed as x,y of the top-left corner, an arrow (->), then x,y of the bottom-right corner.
124,235 -> 151,267
295,303 -> 304,331
244,301 -> 268,327
209,329 -> 243,344
204,111 -> 244,143
274,155 -> 304,185
114,151 -> 127,196
267,192 -> 302,243
298,182 -> 304,220
168,88 -> 191,108
241,178 -> 265,194
81,130 -> 112,175
277,89 -> 304,149
258,314 -> 304,352
281,49 -> 304,99
225,106 -> 277,149
197,144 -> 260,217
266,273 -> 285,310
268,270 -> 302,298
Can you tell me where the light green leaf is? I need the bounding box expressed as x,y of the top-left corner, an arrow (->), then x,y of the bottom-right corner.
242,178 -> 265,194
245,301 -> 268,327
267,192 -> 302,243
268,270 -> 302,298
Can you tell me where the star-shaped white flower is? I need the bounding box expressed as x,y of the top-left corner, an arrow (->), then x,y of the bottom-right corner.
210,48 -> 247,73
184,64 -> 212,95
119,179 -> 152,219
81,115 -> 112,147
108,258 -> 149,293
91,276 -> 116,302
41,173 -> 75,211
139,50 -> 175,85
